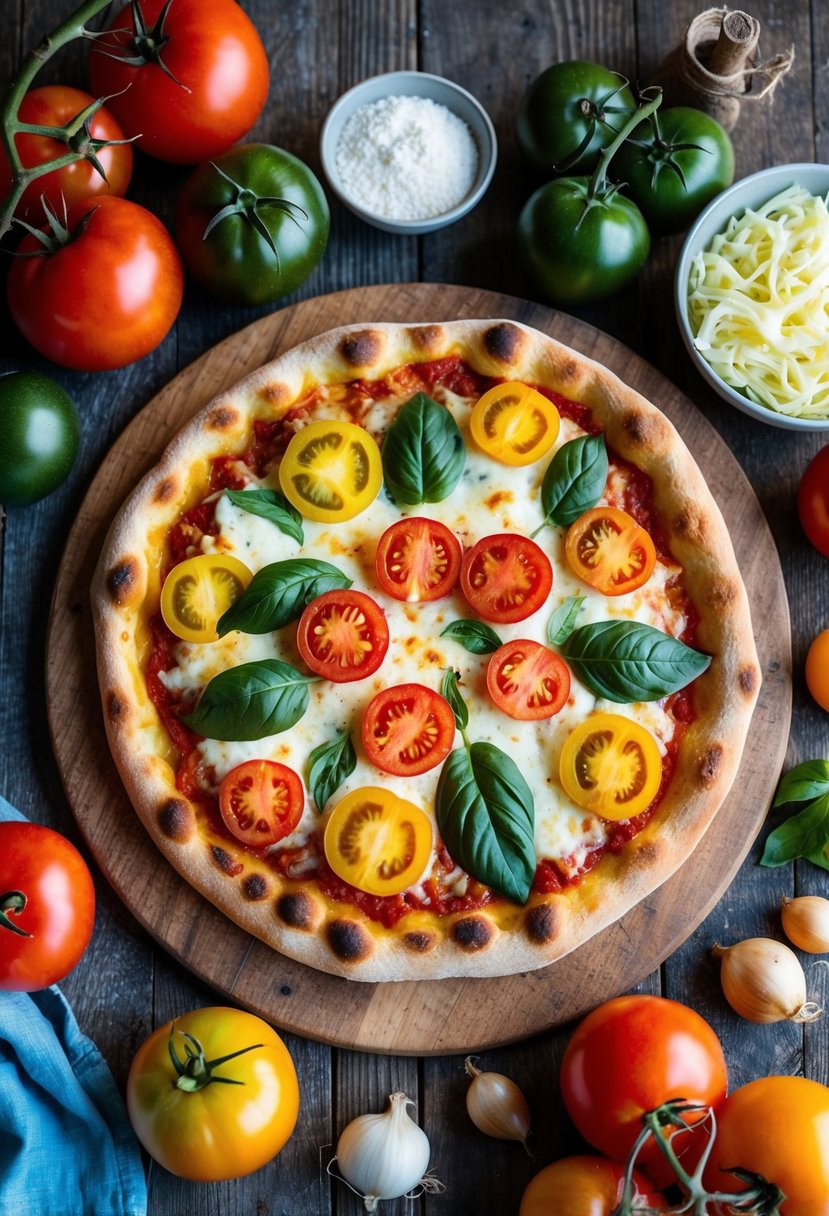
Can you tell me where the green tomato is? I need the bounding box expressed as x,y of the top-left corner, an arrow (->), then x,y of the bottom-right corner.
614,106 -> 735,233
175,143 -> 330,306
0,371 -> 80,506
518,178 -> 650,306
516,61 -> 636,177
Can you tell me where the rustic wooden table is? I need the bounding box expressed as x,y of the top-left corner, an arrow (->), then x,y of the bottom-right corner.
1,1 -> 827,1212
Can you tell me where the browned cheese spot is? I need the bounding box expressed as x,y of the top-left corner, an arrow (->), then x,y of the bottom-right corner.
340,329 -> 384,369
451,915 -> 493,952
106,558 -> 138,606
403,929 -> 437,953
524,903 -> 560,944
739,664 -> 759,698
484,323 -> 527,367
277,891 -> 318,930
157,799 -> 194,842
327,918 -> 373,962
408,324 -> 445,356
206,405 -> 240,432
243,873 -> 268,901
211,844 -> 244,877
698,744 -> 723,788
152,476 -> 178,504
106,690 -> 127,722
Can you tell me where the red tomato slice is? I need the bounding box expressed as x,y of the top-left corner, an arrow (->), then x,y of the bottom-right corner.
374,517 -> 462,602
297,589 -> 389,682
218,760 -> 304,847
460,533 -> 553,623
362,684 -> 456,775
486,640 -> 571,720
565,506 -> 656,596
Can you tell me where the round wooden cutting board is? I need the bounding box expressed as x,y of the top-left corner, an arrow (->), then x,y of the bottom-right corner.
46,284 -> 791,1055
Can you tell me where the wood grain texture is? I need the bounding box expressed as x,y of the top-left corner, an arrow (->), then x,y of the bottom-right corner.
46,283 -> 790,1055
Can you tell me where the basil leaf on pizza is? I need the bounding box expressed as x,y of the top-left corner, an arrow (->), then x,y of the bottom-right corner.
538,434 -> 608,529
436,742 -> 536,905
217,558 -> 351,635
440,619 -> 502,655
224,488 -> 304,544
547,595 -> 586,645
183,659 -> 317,740
381,392 -> 466,504
308,728 -> 357,813
440,668 -> 469,731
561,619 -> 711,702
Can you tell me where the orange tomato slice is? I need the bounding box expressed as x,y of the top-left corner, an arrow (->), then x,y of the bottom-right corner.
565,506 -> 656,596
559,713 -> 662,821
323,786 -> 433,896
470,382 -> 560,466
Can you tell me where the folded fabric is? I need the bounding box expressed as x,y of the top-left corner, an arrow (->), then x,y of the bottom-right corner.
0,795 -> 148,1216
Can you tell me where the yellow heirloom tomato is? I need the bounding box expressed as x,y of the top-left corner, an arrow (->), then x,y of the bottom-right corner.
324,786 -> 433,897
127,1006 -> 299,1182
160,553 -> 252,643
278,419 -> 382,522
559,713 -> 662,821
469,381 -> 560,466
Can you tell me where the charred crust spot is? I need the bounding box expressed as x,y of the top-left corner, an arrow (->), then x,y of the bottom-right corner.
211,845 -> 243,877
739,664 -> 759,697
403,929 -> 437,953
256,380 -> 292,408
556,356 -> 580,386
152,476 -> 177,504
340,329 -> 383,369
157,799 -> 194,842
671,506 -> 704,545
483,322 -> 527,367
635,840 -> 660,867
327,918 -> 373,962
206,405 -> 239,432
277,891 -> 317,930
698,744 -> 723,789
707,578 -> 736,611
106,690 -> 126,722
408,324 -> 445,354
243,873 -> 268,901
451,915 -> 493,952
106,559 -> 138,606
525,903 -> 559,944
622,410 -> 668,449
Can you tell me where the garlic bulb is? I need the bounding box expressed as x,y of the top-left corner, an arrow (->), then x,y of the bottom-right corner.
712,937 -> 824,1023
464,1057 -> 531,1152
782,896 -> 829,954
334,1092 -> 434,1212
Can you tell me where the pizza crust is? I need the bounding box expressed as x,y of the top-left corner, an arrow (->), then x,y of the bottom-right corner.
91,319 -> 760,982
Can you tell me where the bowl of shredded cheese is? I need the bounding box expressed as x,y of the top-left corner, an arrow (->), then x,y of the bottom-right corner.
675,162 -> 829,431
320,70 -> 497,235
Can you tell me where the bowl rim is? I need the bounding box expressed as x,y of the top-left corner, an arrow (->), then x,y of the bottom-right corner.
674,161 -> 829,432
319,69 -> 498,234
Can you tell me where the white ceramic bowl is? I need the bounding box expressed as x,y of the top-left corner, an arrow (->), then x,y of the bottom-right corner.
675,162 -> 829,432
319,70 -> 497,235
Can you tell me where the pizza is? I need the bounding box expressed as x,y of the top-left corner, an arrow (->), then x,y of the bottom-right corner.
91,319 -> 760,982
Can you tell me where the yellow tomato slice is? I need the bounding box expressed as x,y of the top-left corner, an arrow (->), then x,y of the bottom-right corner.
559,713 -> 662,821
470,382 -> 560,466
160,554 -> 252,644
323,786 -> 434,897
278,419 -> 382,522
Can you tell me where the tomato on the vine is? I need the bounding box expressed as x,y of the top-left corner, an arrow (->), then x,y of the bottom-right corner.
486,640 -> 570,720
218,760 -> 305,847
323,787 -> 433,897
297,590 -> 389,682
798,445 -> 829,558
520,1155 -> 666,1216
127,1006 -> 299,1181
0,85 -> 133,223
7,195 -> 183,371
0,372 -> 79,507
374,517 -> 462,602
88,0 -> 269,164
0,822 -> 95,991
460,533 -> 553,623
361,684 -> 456,776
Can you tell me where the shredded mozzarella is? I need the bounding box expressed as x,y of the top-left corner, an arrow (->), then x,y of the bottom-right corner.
687,184 -> 829,419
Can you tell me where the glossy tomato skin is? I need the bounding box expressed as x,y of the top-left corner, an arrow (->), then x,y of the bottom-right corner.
176,144 -> 330,304
806,630 -> 829,712
516,61 -> 636,176
0,85 -> 133,223
520,1154 -> 666,1216
560,995 -> 727,1181
0,822 -> 95,991
7,195 -> 184,371
705,1076 -> 829,1214
798,445 -> 829,558
0,372 -> 79,506
615,107 -> 734,233
127,1006 -> 299,1181
518,178 -> 650,305
88,0 -> 269,164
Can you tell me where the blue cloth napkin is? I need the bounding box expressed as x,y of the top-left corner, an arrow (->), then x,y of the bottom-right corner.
0,795 -> 148,1216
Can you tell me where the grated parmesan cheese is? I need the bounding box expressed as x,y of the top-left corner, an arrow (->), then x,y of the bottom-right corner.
335,93 -> 478,221
687,184 -> 829,420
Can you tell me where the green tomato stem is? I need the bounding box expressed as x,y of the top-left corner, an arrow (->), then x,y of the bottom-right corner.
0,890 -> 32,937
588,87 -> 662,200
168,1027 -> 265,1093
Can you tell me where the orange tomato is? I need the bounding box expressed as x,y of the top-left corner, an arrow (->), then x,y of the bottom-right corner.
470,381 -> 560,466
806,629 -> 829,712
520,1155 -> 666,1216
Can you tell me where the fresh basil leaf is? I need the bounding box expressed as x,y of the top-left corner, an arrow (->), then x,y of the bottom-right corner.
307,728 -> 357,813
440,668 -> 469,731
546,595 -> 586,646
183,659 -> 316,741
540,434 -> 608,527
224,488 -> 304,544
440,619 -> 502,655
436,742 -> 536,904
772,760 -> 829,808
760,792 -> 829,871
382,392 -> 466,505
217,558 -> 351,635
560,619 -> 711,702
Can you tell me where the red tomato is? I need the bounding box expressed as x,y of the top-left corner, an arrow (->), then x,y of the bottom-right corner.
297,590 -> 389,682
361,684 -> 456,775
798,445 -> 829,558
0,86 -> 133,223
374,517 -> 462,602
560,995 -> 727,1182
705,1076 -> 829,1214
218,760 -> 304,847
486,639 -> 570,720
519,1154 -> 666,1216
88,0 -> 269,164
0,822 -> 95,991
460,533 -> 553,623
7,195 -> 183,371
565,506 -> 656,595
